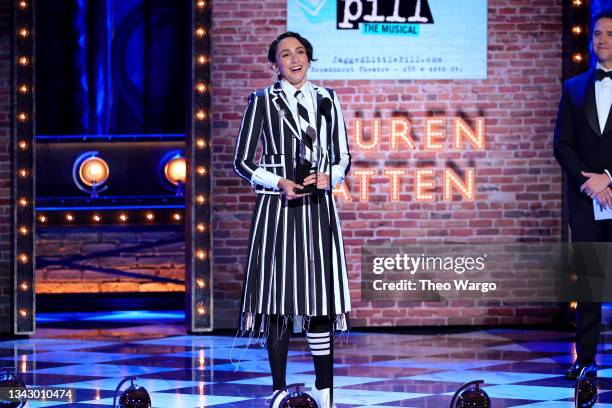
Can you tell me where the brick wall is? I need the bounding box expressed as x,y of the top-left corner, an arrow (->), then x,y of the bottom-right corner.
0,0 -> 12,333
36,229 -> 184,294
211,0 -> 565,328
34,0 -> 565,330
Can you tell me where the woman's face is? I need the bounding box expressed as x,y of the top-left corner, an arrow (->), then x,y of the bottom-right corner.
273,36 -> 310,88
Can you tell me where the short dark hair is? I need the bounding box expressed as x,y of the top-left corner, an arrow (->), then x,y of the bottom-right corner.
593,8 -> 612,28
267,32 -> 317,63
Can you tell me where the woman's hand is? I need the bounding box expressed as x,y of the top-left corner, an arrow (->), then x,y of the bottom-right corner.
302,172 -> 330,190
278,178 -> 308,200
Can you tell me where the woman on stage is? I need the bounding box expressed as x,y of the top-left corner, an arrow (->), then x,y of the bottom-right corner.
233,31 -> 352,408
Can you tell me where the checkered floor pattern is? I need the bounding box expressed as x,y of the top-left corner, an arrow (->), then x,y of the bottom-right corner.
1,314 -> 611,407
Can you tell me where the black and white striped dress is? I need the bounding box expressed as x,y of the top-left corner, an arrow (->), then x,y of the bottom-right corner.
233,81 -> 351,333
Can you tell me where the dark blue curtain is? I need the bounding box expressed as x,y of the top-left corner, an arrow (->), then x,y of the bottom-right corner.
36,0 -> 189,135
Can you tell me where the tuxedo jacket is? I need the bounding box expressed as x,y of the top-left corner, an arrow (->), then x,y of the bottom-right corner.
553,69 -> 612,213
233,81 -> 351,193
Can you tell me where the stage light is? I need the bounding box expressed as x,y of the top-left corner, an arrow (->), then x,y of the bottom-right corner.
197,304 -> 207,315
19,309 -> 27,317
572,53 -> 583,63
79,156 -> 110,187
18,56 -> 29,66
119,214 -> 128,222
450,380 -> 491,408
17,112 -> 27,122
18,1 -> 27,9
196,223 -> 206,232
20,282 -> 28,291
196,195 -> 206,204
18,168 -> 28,178
196,138 -> 207,149
18,197 -> 28,207
18,84 -> 28,94
18,140 -> 28,150
575,368 -> 597,408
197,279 -> 206,288
93,214 -> 101,222
570,301 -> 577,310
196,249 -> 207,260
196,27 -> 206,38
196,0 -> 206,8
164,155 -> 187,185
145,212 -> 154,221
572,25 -> 582,35
18,28 -> 29,38
196,166 -> 207,176
18,254 -> 28,264
572,0 -> 582,6
65,214 -> 74,222
196,110 -> 207,120
197,55 -> 208,64
196,82 -> 207,93
113,377 -> 151,408
173,213 -> 182,221
19,226 -> 28,236
38,215 -> 47,223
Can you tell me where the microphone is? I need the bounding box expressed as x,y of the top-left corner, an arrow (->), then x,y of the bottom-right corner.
306,126 -> 318,165
320,98 -> 332,122
319,99 -> 333,187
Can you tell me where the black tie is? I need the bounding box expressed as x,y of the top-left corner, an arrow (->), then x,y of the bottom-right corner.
294,90 -> 314,151
596,69 -> 612,81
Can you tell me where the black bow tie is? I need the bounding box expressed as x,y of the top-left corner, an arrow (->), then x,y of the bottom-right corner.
596,69 -> 612,81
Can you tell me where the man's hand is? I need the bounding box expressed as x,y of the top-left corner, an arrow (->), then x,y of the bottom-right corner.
580,171 -> 611,198
278,178 -> 308,200
595,186 -> 612,209
302,172 -> 330,190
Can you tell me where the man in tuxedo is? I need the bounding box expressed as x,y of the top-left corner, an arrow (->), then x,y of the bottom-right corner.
553,8 -> 612,379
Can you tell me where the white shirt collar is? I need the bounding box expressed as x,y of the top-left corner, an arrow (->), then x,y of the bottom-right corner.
280,79 -> 312,100
597,63 -> 612,73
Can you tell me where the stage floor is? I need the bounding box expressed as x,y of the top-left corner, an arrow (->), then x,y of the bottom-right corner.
1,311 -> 611,407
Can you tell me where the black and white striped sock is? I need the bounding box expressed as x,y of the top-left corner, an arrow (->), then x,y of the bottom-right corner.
307,317 -> 332,390
307,331 -> 331,356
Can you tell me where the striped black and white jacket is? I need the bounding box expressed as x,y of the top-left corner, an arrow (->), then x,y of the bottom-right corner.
234,81 -> 351,193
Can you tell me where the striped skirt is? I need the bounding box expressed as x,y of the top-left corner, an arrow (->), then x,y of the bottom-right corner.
239,190 -> 351,333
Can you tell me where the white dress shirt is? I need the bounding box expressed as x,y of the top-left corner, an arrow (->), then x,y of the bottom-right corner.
279,79 -> 320,164
595,63 -> 612,133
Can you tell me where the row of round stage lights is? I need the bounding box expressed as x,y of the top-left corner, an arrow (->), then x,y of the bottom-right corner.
15,0 -> 35,329
570,0 -> 586,65
192,0 -> 212,326
36,153 -> 190,225
568,0 -> 585,316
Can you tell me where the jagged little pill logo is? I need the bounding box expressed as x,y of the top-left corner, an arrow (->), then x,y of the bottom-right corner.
337,0 -> 434,36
